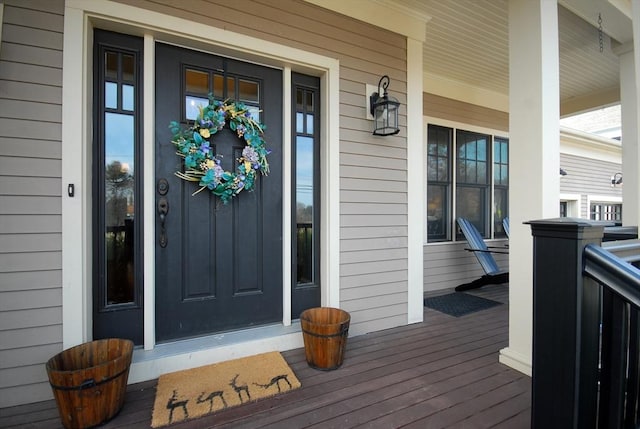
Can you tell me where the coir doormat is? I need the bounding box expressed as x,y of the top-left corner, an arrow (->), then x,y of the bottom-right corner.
424,292 -> 502,317
151,351 -> 301,427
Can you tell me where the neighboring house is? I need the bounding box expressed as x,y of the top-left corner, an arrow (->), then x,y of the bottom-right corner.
560,126 -> 623,221
0,0 -> 633,408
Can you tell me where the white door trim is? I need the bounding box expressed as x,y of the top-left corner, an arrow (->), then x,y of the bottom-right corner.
62,0 -> 340,361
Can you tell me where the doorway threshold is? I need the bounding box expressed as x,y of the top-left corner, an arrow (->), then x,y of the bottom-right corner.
128,321 -> 303,383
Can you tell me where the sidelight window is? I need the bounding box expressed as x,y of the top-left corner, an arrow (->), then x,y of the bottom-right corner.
291,73 -> 321,317
93,30 -> 144,344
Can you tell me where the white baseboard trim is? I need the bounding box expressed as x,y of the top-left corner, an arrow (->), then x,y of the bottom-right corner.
499,346 -> 532,376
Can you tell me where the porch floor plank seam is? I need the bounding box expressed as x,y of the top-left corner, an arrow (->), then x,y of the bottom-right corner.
0,284 -> 530,429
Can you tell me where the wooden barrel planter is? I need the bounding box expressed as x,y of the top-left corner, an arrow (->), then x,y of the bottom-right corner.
45,338 -> 134,429
300,307 -> 350,370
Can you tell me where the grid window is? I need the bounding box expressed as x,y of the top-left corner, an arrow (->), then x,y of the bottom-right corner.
493,137 -> 509,237
456,130 -> 490,238
560,201 -> 568,217
426,124 -> 509,242
590,203 -> 622,222
427,125 -> 451,241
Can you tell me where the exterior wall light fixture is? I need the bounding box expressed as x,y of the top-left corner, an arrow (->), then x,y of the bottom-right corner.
611,172 -> 623,187
370,75 -> 400,136
559,168 -> 567,177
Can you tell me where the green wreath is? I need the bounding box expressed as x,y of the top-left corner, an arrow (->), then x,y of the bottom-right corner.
169,97 -> 270,204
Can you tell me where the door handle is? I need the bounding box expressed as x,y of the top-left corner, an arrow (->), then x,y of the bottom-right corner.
158,197 -> 169,248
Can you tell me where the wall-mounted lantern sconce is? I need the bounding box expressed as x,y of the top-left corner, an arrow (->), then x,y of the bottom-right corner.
559,168 -> 567,177
370,75 -> 400,136
611,172 -> 623,187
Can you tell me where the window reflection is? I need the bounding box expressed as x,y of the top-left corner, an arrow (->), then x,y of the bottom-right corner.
296,112 -> 304,133
104,112 -> 135,304
105,82 -> 117,109
186,69 -> 208,94
246,106 -> 260,122
305,91 -> 313,110
306,113 -> 313,134
105,52 -> 118,79
427,185 -> 447,237
296,136 -> 314,284
122,54 -> 134,81
213,74 -> 224,98
456,187 -> 486,236
122,84 -> 134,111
227,77 -> 235,97
185,96 -> 209,121
239,79 -> 259,103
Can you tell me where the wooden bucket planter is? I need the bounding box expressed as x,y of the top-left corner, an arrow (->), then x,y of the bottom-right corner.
300,307 -> 350,370
45,338 -> 134,429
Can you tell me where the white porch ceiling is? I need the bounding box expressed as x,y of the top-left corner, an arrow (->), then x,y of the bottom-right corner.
390,0 -> 629,115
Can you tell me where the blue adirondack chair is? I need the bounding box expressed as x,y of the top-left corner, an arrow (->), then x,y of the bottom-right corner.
455,217 -> 509,291
502,217 -> 509,238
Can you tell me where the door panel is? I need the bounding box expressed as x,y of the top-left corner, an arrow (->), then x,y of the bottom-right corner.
155,43 -> 283,342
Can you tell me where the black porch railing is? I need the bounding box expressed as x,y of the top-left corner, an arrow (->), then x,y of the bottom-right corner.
530,219 -> 640,429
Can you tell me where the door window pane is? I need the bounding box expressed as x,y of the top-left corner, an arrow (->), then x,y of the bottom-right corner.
296,135 -> 314,284
122,84 -> 134,111
104,112 -> 135,305
293,84 -> 318,289
213,74 -> 224,98
239,79 -> 259,103
292,74 -> 321,317
246,105 -> 260,122
306,114 -> 314,134
185,95 -> 209,121
105,82 -> 117,109
226,77 -> 235,97
296,112 -> 304,133
105,52 -> 118,79
122,54 -> 134,81
186,69 -> 209,94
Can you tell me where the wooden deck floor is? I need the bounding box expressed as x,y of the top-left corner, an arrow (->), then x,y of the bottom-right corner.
1,284 -> 530,428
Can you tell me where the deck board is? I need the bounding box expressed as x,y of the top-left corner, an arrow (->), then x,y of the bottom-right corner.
0,284 -> 531,428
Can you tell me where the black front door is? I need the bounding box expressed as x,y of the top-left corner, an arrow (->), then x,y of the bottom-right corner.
155,43 -> 283,342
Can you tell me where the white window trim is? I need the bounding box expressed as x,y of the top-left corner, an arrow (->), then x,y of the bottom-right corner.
588,195 -> 623,205
423,116 -> 510,245
62,0 -> 340,353
560,193 -> 582,218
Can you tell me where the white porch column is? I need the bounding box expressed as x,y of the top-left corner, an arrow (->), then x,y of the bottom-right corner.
407,36 -> 425,324
619,42 -> 639,226
622,0 -> 640,227
499,0 -> 560,376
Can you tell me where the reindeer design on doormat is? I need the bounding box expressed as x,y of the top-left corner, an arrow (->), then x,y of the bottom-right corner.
197,389 -> 228,412
230,374 -> 251,403
166,389 -> 189,423
253,374 -> 292,393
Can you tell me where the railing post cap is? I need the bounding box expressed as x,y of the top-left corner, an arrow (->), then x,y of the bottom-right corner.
526,217 -> 610,240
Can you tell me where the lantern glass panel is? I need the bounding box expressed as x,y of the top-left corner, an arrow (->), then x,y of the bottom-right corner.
372,96 -> 400,136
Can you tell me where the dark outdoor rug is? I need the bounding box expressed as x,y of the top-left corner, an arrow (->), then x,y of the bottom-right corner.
424,292 -> 502,317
